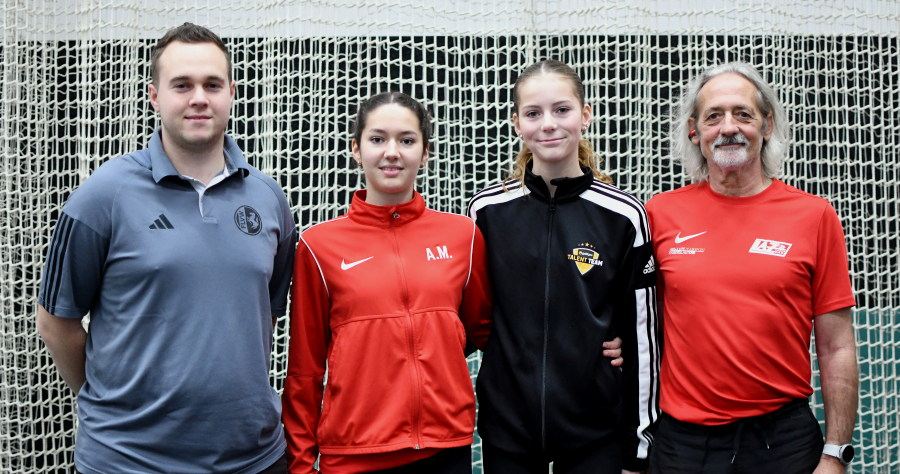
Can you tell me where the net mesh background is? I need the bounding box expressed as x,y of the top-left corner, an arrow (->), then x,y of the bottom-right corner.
1,1 -> 898,472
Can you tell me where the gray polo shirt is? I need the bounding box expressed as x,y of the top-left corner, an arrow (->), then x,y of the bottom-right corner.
39,129 -> 296,474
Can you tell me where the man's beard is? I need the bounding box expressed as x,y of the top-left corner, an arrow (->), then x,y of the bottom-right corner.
710,132 -> 759,169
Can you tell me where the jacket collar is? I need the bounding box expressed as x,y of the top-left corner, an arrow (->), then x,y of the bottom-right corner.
348,190 -> 426,228
148,127 -> 251,183
524,162 -> 595,203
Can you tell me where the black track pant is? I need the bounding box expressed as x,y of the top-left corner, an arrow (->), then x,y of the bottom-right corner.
482,438 -> 622,474
650,398 -> 825,474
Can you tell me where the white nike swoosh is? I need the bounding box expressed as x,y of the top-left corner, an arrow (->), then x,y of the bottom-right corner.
674,231 -> 707,244
341,256 -> 374,270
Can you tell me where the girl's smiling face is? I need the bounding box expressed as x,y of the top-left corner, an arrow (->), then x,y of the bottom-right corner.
513,73 -> 591,174
353,103 -> 429,206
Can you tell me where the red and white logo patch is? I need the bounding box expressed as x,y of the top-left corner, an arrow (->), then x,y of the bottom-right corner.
749,239 -> 792,257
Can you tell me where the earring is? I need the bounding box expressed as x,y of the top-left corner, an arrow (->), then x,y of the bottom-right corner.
581,126 -> 588,133
419,161 -> 426,169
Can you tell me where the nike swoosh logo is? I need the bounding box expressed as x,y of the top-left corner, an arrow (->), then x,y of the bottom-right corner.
674,231 -> 707,244
341,256 -> 374,270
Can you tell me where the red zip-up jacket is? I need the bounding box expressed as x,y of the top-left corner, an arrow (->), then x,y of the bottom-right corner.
283,191 -> 492,473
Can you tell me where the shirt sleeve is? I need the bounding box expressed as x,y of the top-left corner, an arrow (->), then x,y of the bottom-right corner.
811,202 -> 856,316
459,224 -> 492,352
269,220 -> 297,317
283,237 -> 330,474
38,212 -> 109,319
617,228 -> 661,471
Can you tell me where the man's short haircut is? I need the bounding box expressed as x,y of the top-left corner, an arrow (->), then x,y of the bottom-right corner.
672,62 -> 790,182
151,22 -> 231,85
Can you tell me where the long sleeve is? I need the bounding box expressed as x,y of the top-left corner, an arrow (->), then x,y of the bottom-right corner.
617,238 -> 661,471
459,224 -> 492,352
283,238 -> 330,474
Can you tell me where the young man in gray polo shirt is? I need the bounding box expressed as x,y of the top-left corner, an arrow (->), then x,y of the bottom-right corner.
36,23 -> 295,474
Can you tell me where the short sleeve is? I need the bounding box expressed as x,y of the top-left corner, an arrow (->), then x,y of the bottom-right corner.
811,202 -> 856,316
38,212 -> 109,318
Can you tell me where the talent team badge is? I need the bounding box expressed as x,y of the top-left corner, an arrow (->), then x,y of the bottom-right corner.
567,242 -> 603,275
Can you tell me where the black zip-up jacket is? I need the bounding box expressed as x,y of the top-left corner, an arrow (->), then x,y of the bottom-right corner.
467,165 -> 660,470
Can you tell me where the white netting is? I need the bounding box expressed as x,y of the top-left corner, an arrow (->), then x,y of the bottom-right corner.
1,1 -> 898,473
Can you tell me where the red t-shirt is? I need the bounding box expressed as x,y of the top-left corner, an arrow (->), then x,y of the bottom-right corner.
645,179 -> 855,425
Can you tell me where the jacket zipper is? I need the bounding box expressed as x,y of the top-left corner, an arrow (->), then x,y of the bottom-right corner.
389,210 -> 422,450
541,197 -> 556,453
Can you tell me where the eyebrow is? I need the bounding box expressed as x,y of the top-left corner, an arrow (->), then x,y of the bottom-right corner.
703,104 -> 755,113
168,75 -> 227,84
366,128 -> 419,136
521,100 -> 577,108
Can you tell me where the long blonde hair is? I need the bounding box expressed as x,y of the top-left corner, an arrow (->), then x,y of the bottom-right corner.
505,60 -> 612,190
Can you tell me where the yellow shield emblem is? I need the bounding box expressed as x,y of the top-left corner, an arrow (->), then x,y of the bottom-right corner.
569,247 -> 602,275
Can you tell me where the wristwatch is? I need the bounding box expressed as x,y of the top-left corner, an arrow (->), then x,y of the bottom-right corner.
823,443 -> 855,466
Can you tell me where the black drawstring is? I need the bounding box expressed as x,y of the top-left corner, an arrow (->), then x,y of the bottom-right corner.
731,421 -> 770,463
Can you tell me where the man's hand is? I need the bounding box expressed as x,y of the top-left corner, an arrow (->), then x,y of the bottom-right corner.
604,337 -> 624,368
812,454 -> 846,474
36,305 -> 87,394
622,469 -> 648,474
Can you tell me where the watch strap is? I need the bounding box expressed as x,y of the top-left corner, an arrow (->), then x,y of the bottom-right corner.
822,443 -> 851,466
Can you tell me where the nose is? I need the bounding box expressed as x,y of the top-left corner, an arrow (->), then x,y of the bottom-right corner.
189,88 -> 209,108
541,114 -> 557,132
720,113 -> 739,135
385,139 -> 400,158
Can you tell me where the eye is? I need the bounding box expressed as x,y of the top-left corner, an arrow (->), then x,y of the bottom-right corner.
557,106 -> 571,114
173,83 -> 188,90
369,136 -> 384,144
401,138 -> 416,146
206,83 -> 223,90
705,112 -> 720,122
525,110 -> 540,118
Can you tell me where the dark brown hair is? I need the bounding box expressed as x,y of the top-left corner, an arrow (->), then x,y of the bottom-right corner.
352,91 -> 432,150
507,60 -> 612,188
151,23 -> 231,85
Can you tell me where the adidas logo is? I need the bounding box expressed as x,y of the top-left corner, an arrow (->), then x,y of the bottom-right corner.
149,214 -> 174,230
643,256 -> 656,274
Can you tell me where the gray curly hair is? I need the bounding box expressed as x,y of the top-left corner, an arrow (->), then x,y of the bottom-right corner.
671,62 -> 790,182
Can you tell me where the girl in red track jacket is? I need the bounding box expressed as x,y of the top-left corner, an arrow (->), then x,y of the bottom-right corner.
282,92 -> 493,474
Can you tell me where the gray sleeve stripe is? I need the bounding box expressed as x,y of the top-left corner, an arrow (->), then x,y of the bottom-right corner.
41,213 -> 75,313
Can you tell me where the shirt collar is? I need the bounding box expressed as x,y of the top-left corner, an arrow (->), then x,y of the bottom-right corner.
148,128 -> 251,183
348,190 -> 427,228
524,161 -> 595,203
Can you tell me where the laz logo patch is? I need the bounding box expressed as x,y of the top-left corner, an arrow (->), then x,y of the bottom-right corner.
568,243 -> 603,275
749,239 -> 792,257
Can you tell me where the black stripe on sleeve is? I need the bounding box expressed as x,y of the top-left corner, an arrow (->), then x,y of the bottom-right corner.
466,180 -> 522,218
588,184 -> 651,244
42,213 -> 75,313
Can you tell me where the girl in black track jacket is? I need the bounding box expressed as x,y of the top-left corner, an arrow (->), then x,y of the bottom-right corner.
467,60 -> 661,474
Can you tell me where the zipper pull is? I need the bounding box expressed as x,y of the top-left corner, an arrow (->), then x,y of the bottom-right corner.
415,444 -> 420,449
549,198 -> 556,212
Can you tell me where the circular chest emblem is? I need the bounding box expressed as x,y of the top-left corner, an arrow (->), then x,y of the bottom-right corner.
234,206 -> 262,235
